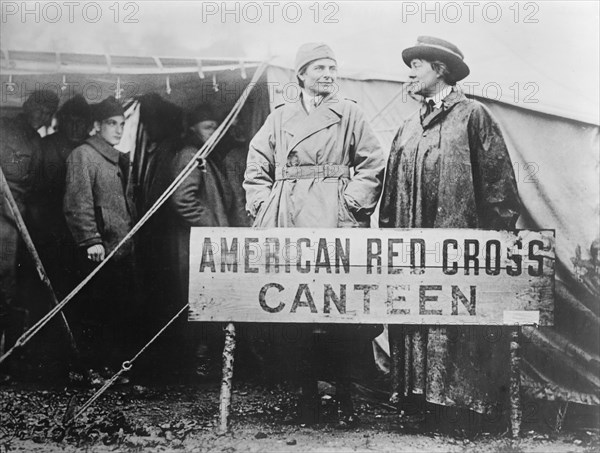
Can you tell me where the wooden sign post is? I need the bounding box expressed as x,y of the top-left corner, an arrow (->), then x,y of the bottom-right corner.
188,228 -> 555,436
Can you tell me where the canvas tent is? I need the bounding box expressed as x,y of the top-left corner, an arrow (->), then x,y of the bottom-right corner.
1,1 -> 598,407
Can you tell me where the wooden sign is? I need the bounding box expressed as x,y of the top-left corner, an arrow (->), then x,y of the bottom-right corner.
188,228 -> 554,326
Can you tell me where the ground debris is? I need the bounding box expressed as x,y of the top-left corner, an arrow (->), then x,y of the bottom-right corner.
2,381 -> 599,452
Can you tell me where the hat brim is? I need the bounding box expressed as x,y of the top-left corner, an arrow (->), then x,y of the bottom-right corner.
402,46 -> 470,81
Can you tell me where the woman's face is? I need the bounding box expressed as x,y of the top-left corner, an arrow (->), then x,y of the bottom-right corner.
408,58 -> 442,97
298,58 -> 338,97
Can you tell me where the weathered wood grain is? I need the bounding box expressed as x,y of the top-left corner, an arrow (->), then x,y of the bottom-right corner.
188,228 -> 555,326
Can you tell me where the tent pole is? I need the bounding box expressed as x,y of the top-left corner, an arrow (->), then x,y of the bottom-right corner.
510,326 -> 522,438
0,166 -> 82,363
218,322 -> 236,435
389,324 -> 405,408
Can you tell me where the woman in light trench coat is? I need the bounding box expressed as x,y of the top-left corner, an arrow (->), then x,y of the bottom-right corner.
244,52 -> 384,228
243,43 -> 385,426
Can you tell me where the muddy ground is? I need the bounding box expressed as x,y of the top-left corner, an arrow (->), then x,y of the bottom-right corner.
1,377 -> 599,453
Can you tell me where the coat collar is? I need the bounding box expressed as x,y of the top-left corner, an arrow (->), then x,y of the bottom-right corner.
85,134 -> 121,164
282,93 -> 343,154
421,89 -> 466,129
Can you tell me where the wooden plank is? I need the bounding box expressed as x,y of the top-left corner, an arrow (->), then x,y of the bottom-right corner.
188,228 -> 555,326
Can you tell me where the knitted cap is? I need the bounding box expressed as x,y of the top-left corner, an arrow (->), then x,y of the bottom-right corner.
93,96 -> 125,122
295,43 -> 336,73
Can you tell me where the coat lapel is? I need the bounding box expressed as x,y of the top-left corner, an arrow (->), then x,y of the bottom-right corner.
421,90 -> 465,129
284,94 -> 342,156
86,135 -> 120,164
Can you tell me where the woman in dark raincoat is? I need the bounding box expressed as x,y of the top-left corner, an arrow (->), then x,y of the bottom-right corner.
379,36 -> 521,427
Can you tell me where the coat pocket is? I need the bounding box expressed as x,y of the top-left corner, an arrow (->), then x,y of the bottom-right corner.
253,186 -> 280,228
337,180 -> 359,228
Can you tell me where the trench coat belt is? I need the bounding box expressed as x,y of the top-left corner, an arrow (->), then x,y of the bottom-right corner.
275,164 -> 351,181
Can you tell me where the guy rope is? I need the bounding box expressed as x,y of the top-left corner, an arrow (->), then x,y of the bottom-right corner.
0,60 -> 269,366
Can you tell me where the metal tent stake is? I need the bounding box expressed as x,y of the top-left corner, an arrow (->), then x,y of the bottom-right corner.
218,322 -> 236,435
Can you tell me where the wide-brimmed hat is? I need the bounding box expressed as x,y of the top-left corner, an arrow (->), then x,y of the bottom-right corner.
402,36 -> 470,81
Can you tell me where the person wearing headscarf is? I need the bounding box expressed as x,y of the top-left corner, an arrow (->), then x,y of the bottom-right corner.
379,36 -> 521,431
244,43 -> 385,426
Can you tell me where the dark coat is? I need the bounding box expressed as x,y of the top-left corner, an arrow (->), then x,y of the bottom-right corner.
0,114 -> 41,206
210,136 -> 251,227
64,135 -> 136,260
141,135 -> 182,214
1,114 -> 41,307
379,89 -> 521,414
379,90 -> 520,229
244,94 -> 385,228
136,135 -> 182,322
28,132 -> 80,246
168,133 -> 235,305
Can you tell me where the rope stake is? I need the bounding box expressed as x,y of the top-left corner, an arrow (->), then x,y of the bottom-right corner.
0,61 -> 269,366
64,303 -> 190,426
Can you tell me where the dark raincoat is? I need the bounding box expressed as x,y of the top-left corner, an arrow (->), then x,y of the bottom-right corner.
379,89 -> 521,415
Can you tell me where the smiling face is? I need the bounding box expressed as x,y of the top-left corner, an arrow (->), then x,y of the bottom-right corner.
298,58 -> 338,97
95,115 -> 125,146
408,58 -> 444,97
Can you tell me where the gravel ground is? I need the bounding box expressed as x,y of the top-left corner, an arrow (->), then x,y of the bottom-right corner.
1,379 -> 598,453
